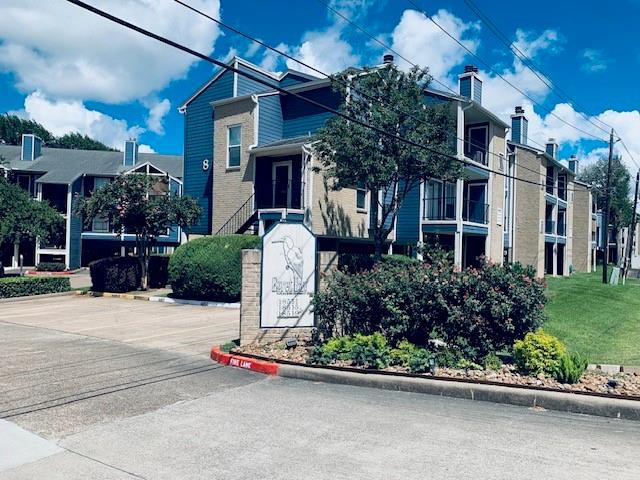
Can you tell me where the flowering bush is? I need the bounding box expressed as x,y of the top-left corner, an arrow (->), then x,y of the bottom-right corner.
313,259 -> 546,360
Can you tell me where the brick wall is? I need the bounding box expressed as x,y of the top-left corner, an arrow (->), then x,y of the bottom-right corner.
572,183 -> 592,272
239,249 -> 338,346
212,98 -> 256,234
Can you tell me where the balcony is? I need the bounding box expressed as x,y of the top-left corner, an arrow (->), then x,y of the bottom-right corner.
545,220 -> 556,235
423,196 -> 456,221
463,199 -> 489,224
545,176 -> 554,195
256,180 -> 302,210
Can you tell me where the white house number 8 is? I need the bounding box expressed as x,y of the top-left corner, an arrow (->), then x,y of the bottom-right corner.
202,158 -> 210,171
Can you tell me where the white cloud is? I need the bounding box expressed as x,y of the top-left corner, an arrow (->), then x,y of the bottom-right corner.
391,9 -> 480,82
22,91 -> 152,151
285,26 -> 359,76
143,98 -> 171,135
0,0 -> 221,104
327,0 -> 379,21
581,49 -> 608,73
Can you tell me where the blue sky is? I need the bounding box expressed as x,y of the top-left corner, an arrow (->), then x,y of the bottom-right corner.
1,0 -> 639,169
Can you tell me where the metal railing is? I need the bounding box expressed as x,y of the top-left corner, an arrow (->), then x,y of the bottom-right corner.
463,200 -> 489,224
215,194 -> 256,236
465,148 -> 489,166
545,176 -> 555,195
423,196 -> 456,220
256,180 -> 303,210
557,222 -> 566,236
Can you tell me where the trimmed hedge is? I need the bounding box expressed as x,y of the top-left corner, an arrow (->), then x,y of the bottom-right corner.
148,255 -> 170,288
0,276 -> 70,298
169,235 -> 261,302
36,262 -> 66,272
89,257 -> 141,293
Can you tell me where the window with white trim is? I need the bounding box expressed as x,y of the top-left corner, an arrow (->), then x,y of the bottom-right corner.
91,177 -> 110,232
356,181 -> 367,210
227,125 -> 242,168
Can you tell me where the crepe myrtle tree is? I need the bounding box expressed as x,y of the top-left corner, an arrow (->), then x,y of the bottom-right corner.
0,176 -> 64,267
171,195 -> 202,241
314,64 -> 461,258
77,174 -> 200,290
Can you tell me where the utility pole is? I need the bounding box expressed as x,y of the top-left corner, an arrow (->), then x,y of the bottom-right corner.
602,128 -> 615,284
623,170 -> 640,284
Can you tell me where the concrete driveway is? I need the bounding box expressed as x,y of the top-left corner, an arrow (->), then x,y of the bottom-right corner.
0,295 -> 239,356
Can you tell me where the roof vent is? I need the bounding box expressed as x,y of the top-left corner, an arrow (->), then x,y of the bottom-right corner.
383,54 -> 394,64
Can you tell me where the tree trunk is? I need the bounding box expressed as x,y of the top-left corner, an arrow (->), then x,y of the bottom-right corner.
12,241 -> 19,269
373,234 -> 383,262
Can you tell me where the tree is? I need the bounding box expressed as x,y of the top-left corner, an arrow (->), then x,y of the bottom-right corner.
578,156 -> 633,230
0,114 -> 114,151
314,64 -> 461,258
0,177 -> 64,267
77,174 -> 200,289
172,196 -> 202,241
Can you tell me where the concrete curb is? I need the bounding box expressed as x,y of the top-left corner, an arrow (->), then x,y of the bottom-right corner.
149,296 -> 240,309
210,346 -> 279,375
277,364 -> 640,421
0,290 -> 76,303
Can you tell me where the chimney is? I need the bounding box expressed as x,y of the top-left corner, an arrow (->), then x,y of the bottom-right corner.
383,54 -> 394,64
123,139 -> 138,167
545,138 -> 558,159
459,65 -> 482,104
511,106 -> 528,145
568,154 -> 579,175
21,134 -> 42,161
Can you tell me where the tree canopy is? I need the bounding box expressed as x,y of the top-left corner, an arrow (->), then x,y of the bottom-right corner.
0,177 -> 64,258
0,114 -> 115,151
577,156 -> 633,229
314,64 -> 461,257
77,174 -> 201,289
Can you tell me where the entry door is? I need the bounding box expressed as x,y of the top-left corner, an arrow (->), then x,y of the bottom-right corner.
272,162 -> 291,208
467,184 -> 486,223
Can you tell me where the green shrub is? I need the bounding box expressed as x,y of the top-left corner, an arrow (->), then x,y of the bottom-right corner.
553,352 -> 588,384
350,333 -> 391,369
513,329 -> 566,376
483,352 -> 503,371
307,336 -> 355,365
0,276 -> 70,298
89,257 -> 141,293
36,262 -> 66,272
148,255 -> 170,288
390,339 -> 420,366
169,235 -> 261,302
313,260 -> 546,361
408,348 -> 433,373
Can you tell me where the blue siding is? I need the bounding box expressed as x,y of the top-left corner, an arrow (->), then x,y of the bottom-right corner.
236,63 -> 277,96
22,135 -> 33,161
69,178 -> 83,268
473,77 -> 482,103
183,69 -> 233,234
396,182 -> 420,244
459,77 -> 471,98
258,95 -> 283,145
282,86 -> 341,137
280,72 -> 313,87
383,187 -> 394,231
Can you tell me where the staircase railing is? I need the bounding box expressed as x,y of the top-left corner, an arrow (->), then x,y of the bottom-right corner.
215,194 -> 256,236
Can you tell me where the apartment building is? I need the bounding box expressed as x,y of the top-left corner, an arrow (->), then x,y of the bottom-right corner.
0,136 -> 182,268
505,107 -> 594,276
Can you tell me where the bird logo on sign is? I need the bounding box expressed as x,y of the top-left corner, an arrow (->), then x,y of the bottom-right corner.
273,236 -> 303,280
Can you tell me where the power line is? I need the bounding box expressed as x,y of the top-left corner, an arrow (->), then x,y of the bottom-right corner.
462,0 -> 613,136
64,0 -> 589,193
171,0 -> 586,189
405,0 -> 609,144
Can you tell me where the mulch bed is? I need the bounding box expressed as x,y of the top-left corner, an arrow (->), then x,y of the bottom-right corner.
235,341 -> 640,398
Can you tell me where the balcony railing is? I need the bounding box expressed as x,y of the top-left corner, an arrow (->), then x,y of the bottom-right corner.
545,176 -> 554,195
423,196 -> 456,220
545,220 -> 556,235
463,200 -> 489,224
557,222 -> 566,236
465,149 -> 489,166
256,181 -> 302,210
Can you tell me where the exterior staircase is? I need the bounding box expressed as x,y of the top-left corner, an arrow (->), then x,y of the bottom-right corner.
215,194 -> 257,236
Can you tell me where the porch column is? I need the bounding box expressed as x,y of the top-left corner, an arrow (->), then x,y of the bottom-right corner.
454,178 -> 464,268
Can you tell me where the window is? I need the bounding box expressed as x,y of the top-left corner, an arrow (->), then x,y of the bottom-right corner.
356,182 -> 367,210
465,125 -> 488,165
92,216 -> 110,233
227,125 -> 241,168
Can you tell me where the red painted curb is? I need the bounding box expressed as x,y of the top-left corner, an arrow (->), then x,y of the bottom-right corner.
210,346 -> 279,375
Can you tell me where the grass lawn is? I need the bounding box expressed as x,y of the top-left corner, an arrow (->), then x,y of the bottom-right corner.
544,268 -> 640,366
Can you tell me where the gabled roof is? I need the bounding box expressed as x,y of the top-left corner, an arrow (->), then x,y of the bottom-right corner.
178,56 -> 320,111
507,140 -> 575,177
0,144 -> 182,185
423,87 -> 510,129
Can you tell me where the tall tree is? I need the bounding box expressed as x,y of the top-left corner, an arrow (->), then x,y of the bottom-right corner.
578,156 -> 633,230
0,114 -> 114,151
78,174 -> 200,289
172,196 -> 202,241
0,177 -> 64,266
314,64 -> 461,258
